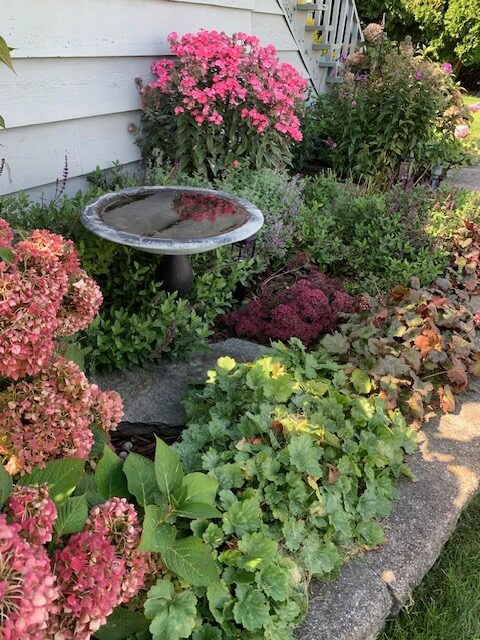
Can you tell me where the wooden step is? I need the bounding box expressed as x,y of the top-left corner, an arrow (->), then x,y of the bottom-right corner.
296,3 -> 326,11
305,24 -> 333,32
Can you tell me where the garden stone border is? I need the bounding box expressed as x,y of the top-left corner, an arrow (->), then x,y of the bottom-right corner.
296,378 -> 480,640
94,339 -> 480,640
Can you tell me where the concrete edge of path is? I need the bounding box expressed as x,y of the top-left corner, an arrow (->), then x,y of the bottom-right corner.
296,379 -> 480,640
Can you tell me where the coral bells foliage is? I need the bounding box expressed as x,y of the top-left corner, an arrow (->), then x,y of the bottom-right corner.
0,220 -> 102,380
52,530 -> 125,640
220,258 -> 353,345
0,357 -> 123,475
0,514 -> 59,640
140,30 -> 307,175
5,484 -> 57,546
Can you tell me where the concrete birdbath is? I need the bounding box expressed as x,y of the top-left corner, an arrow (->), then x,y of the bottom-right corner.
81,186 -> 264,296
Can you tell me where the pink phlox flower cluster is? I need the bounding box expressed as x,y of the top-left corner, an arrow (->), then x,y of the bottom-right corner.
51,530 -> 125,640
470,102 -> 480,113
6,484 -> 57,546
441,62 -> 453,75
0,357 -> 97,475
56,270 -> 103,336
86,498 -> 152,603
0,514 -> 58,639
0,219 -> 13,249
147,29 -> 307,141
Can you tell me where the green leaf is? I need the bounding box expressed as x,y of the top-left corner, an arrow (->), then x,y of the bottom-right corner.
54,495 -> 88,536
155,437 -> 183,501
64,343 -> 85,369
174,502 -> 222,520
356,520 -> 385,546
287,434 -> 322,477
192,623 -> 223,640
0,36 -> 14,72
320,332 -> 350,354
282,519 -> 306,552
18,458 -> 85,505
0,247 -> 14,263
299,537 -> 341,578
95,446 -> 130,499
89,425 -> 109,459
94,606 -> 150,640
163,536 -> 220,586
144,579 -> 198,640
123,452 -> 157,506
138,505 -> 176,552
233,584 -> 270,631
255,562 -> 291,602
351,368 -> 372,394
181,472 -> 218,505
237,531 -> 278,571
0,464 -> 12,507
222,498 -> 263,537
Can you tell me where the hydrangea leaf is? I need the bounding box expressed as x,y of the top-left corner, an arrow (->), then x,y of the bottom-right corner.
95,446 -> 130,500
54,495 -> 88,536
138,505 -> 176,552
123,452 -> 157,506
232,584 -> 270,631
94,606 -> 150,640
163,536 -> 220,586
155,437 -> 184,501
18,458 -> 85,505
0,464 -> 12,507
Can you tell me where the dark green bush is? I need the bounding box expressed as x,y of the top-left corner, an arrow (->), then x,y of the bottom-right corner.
298,173 -> 451,293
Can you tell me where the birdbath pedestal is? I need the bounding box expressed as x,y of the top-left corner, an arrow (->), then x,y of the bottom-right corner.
81,186 -> 264,296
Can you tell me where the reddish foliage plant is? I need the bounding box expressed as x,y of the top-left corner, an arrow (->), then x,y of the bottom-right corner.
220,258 -> 353,345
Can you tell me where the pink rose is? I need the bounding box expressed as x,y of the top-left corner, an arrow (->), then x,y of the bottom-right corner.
455,124 -> 470,139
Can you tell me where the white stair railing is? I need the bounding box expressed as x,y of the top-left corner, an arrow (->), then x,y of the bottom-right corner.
277,0 -> 363,92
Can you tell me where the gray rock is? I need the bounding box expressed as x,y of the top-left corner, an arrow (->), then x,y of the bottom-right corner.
92,339 -> 263,433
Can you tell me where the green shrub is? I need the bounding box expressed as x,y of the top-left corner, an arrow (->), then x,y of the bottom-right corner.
299,173 -> 450,293
296,36 -> 471,181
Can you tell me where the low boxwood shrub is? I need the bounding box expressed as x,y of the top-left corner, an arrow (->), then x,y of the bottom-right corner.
299,173 -> 451,294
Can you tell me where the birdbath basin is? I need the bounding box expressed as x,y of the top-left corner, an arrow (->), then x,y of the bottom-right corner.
81,186 -> 264,295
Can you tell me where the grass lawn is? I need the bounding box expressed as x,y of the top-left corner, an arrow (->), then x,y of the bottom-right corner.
380,492 -> 480,640
464,95 -> 480,145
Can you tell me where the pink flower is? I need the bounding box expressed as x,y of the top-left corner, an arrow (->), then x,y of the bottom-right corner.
415,71 -> 423,80
56,270 -> 103,336
470,102 -> 480,113
233,160 -> 239,168
324,137 -> 337,148
0,219 -> 14,249
52,531 -> 125,639
89,387 -> 124,432
86,498 -> 153,602
0,514 -> 58,639
455,124 -> 470,138
351,99 -> 357,107
6,485 -> 57,546
441,62 -> 453,75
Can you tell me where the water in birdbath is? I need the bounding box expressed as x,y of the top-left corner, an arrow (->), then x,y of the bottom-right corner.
101,189 -> 249,240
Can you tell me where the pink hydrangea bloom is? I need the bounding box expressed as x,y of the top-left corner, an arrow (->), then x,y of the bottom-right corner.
89,387 -> 124,432
56,269 -> 103,336
52,531 -> 125,639
0,514 -> 58,639
6,484 -> 57,546
86,498 -> 152,603
455,124 -> 470,138
0,357 -> 96,474
0,219 -> 14,249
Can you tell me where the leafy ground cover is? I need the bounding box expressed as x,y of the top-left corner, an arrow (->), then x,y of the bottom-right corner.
381,492 -> 480,640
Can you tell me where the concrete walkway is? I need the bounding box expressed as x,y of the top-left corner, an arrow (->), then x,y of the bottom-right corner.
446,162 -> 480,192
296,379 -> 480,640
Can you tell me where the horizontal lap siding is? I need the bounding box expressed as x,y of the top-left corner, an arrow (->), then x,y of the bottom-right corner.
0,0 -> 309,196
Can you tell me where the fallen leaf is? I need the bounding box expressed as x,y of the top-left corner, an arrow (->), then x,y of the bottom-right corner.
438,385 -> 455,413
326,464 -> 339,484
446,355 -> 468,390
413,329 -> 442,358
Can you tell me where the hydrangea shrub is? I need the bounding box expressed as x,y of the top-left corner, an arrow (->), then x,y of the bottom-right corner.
139,30 -> 308,176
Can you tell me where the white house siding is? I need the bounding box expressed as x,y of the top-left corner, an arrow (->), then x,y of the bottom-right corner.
0,0 -> 308,197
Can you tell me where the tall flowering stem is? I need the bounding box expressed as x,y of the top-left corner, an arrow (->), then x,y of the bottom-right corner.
140,30 -> 308,176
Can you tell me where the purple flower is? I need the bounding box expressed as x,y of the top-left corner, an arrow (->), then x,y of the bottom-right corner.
441,62 -> 453,75
415,71 -> 423,80
324,137 -> 337,149
351,100 -> 357,108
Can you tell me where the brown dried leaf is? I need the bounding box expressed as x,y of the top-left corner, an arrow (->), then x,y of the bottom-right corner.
446,355 -> 468,390
326,464 -> 339,484
413,329 -> 442,358
438,385 -> 455,413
